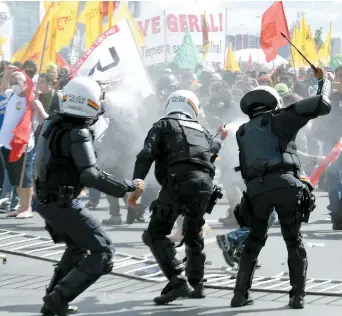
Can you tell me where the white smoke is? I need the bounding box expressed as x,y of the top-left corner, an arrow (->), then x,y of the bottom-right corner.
222,119 -> 247,166
103,91 -> 139,126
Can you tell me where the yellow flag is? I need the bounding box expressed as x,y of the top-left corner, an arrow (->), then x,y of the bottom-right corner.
11,43 -> 29,63
224,44 -> 240,72
202,11 -> 210,61
0,37 -> 7,56
44,1 -> 53,12
107,1 -> 114,30
291,23 -> 303,69
300,13 -> 318,67
78,1 -> 103,49
112,1 -> 144,47
51,1 -> 79,53
318,22 -> 332,66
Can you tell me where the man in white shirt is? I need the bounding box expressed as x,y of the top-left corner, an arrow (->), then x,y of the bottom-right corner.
0,66 -> 48,218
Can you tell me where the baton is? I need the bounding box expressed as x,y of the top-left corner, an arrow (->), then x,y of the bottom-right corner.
280,32 -> 317,72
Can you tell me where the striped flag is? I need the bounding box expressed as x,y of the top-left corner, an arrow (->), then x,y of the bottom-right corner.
202,11 -> 210,60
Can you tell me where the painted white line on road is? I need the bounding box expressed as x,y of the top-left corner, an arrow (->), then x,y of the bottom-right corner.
205,220 -> 221,224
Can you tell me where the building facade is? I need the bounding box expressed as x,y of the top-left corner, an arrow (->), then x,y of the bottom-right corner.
6,1 -> 41,53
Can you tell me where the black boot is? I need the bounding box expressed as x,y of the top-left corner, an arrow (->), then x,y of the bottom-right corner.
332,222 -> 342,230
41,303 -> 79,315
185,247 -> 206,299
43,290 -> 69,316
230,259 -> 257,307
189,281 -> 205,298
288,258 -> 307,309
40,249 -> 86,316
153,276 -> 193,305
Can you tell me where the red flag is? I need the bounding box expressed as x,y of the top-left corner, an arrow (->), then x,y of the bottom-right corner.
56,53 -> 76,79
247,53 -> 254,71
8,69 -> 34,162
260,1 -> 289,62
309,138 -> 342,186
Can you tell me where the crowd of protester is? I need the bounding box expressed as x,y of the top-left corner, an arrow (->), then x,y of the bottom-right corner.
0,60 -> 72,218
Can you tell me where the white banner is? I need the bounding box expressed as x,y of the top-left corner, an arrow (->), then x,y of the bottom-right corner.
75,20 -> 154,98
0,1 -> 12,61
136,11 -> 226,66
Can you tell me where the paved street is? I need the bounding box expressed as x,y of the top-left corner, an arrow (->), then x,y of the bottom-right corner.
0,191 -> 342,315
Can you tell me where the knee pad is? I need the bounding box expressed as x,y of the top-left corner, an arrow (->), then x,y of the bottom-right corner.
185,250 -> 205,264
81,252 -> 113,276
184,237 -> 204,253
245,234 -> 267,254
288,244 -> 307,261
285,235 -> 303,250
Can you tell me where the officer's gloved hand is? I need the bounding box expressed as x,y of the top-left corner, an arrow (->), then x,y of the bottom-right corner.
217,124 -> 228,140
314,67 -> 324,80
128,179 -> 145,208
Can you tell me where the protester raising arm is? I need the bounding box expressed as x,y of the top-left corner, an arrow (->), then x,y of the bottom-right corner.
32,99 -> 48,123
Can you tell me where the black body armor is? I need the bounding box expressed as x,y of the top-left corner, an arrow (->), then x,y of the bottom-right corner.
236,112 -> 300,182
35,114 -> 135,203
154,116 -> 214,184
35,115 -> 82,199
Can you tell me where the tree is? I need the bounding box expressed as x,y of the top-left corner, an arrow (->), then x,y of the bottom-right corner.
314,27 -> 324,50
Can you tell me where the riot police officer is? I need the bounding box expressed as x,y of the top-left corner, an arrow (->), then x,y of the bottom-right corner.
156,74 -> 180,102
34,77 -> 144,316
231,68 -> 331,309
130,90 -> 228,305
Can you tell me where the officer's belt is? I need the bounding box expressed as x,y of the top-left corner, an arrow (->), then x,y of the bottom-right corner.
37,194 -> 59,205
247,168 -> 299,183
172,171 -> 211,182
37,193 -> 73,205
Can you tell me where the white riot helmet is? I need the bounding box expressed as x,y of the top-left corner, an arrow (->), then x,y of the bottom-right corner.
240,85 -> 282,115
60,77 -> 102,119
165,90 -> 199,120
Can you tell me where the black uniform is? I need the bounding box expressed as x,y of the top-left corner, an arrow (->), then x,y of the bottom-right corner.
231,80 -> 331,309
133,113 -> 222,304
34,114 -> 136,315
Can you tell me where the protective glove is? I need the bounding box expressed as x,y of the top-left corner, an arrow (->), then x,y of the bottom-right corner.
127,179 -> 145,208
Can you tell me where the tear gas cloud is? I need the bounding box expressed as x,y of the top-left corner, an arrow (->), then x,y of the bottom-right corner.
94,82 -> 158,182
